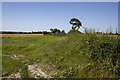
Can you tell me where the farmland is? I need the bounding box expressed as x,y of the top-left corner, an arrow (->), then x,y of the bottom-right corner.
2,34 -> 65,78
2,31 -> 120,78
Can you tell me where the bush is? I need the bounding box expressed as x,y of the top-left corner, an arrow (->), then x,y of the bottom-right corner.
65,30 -> 120,78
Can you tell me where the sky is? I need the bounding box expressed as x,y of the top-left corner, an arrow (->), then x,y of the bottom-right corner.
2,2 -> 118,33
118,1 -> 120,34
1,0 -> 120,2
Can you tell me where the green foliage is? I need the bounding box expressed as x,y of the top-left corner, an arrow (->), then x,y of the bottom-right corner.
69,18 -> 82,30
50,28 -> 66,36
2,56 -> 22,75
68,29 -> 81,34
50,28 -> 61,33
2,31 -> 120,78
20,65 -> 29,78
66,30 -> 120,78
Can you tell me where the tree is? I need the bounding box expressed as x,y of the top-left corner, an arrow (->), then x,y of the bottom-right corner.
69,18 -> 82,30
42,31 -> 48,35
50,28 -> 61,33
54,28 -> 61,33
50,29 -> 54,33
62,30 -> 65,33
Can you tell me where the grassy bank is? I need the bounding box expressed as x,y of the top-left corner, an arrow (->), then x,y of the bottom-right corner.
2,31 -> 120,78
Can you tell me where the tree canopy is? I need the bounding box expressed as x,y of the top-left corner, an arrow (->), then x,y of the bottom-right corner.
69,18 -> 82,30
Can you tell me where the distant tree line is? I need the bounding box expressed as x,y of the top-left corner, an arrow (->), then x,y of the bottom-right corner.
0,28 -> 66,36
0,31 -> 43,34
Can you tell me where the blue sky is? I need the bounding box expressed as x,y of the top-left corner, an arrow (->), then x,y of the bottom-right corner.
2,2 -> 118,33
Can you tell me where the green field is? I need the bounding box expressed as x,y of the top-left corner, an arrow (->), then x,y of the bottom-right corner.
2,31 -> 120,78
2,34 -> 66,78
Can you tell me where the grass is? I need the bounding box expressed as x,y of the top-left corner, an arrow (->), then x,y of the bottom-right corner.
2,31 -> 120,78
2,34 -> 65,77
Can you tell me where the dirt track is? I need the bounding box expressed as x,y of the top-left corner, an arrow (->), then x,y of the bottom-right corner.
28,64 -> 52,78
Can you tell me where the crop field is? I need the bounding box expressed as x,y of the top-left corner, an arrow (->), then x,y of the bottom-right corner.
1,34 -> 43,38
2,31 -> 120,78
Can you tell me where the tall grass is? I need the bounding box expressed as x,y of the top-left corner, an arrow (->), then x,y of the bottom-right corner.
60,29 -> 120,78
2,31 -> 120,78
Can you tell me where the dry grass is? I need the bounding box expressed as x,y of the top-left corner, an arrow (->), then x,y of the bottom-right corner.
1,34 -> 43,38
